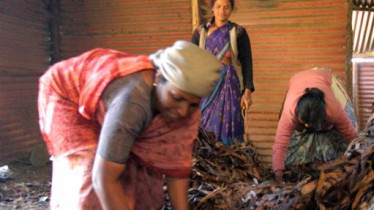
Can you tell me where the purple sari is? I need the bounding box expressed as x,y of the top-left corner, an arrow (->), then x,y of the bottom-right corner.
200,23 -> 244,144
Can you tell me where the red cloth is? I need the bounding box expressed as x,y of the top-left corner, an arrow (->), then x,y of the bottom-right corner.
38,48 -> 199,209
122,112 -> 199,209
133,112 -> 199,178
272,69 -> 358,172
38,48 -> 153,156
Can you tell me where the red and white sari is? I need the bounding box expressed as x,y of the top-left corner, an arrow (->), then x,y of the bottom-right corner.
38,49 -> 199,209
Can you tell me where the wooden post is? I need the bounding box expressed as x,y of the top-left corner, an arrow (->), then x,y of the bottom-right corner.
191,0 -> 200,32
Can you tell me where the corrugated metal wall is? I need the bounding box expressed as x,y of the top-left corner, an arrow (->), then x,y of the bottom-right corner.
0,0 -> 358,167
352,3 -> 374,131
200,0 -> 351,166
0,1 -> 50,164
239,0 -> 351,166
353,59 -> 374,130
60,0 -> 193,59
352,10 -> 374,54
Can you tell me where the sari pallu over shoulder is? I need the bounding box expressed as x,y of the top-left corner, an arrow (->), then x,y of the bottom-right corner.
200,24 -> 231,111
198,23 -> 245,90
120,111 -> 200,209
131,111 -> 200,178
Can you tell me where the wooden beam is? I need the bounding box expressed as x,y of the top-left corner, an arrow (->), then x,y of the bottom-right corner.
191,0 -> 200,32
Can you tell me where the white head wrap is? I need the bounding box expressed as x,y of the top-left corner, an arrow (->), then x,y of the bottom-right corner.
149,40 -> 221,97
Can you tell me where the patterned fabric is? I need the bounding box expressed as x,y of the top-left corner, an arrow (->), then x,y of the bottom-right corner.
200,23 -> 244,144
122,111 -> 199,209
38,49 -> 199,209
285,129 -> 347,166
131,112 -> 199,178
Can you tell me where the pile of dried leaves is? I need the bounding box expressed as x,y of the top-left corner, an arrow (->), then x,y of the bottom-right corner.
315,147 -> 374,209
188,116 -> 374,209
188,130 -> 270,209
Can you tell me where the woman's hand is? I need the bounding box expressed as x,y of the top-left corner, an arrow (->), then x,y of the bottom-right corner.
241,89 -> 252,110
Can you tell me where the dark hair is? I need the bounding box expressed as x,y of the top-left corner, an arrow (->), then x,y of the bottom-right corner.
210,0 -> 235,9
296,88 -> 326,130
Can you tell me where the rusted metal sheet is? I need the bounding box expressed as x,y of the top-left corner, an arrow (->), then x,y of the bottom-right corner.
1,0 -> 364,169
197,0 -> 351,166
59,0 -> 193,59
0,1 -> 50,164
351,1 -> 374,131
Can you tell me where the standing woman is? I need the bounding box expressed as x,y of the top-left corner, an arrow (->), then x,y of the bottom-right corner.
191,0 -> 255,144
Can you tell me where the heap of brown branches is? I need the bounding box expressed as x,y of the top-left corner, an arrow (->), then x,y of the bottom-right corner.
188,130 -> 319,209
188,115 -> 374,209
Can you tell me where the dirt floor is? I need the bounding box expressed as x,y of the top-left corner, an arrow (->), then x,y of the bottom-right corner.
0,158 -> 51,210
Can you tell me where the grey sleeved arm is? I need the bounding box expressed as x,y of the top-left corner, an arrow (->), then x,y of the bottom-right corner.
96,74 -> 152,164
97,98 -> 147,163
